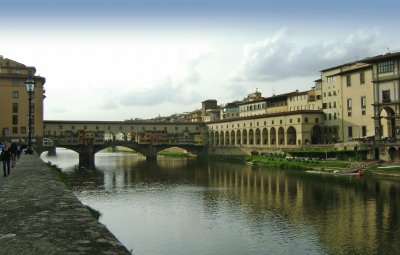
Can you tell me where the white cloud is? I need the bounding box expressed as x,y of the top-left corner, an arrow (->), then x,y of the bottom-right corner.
235,27 -> 385,82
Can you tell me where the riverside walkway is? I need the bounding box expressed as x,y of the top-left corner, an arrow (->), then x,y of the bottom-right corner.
0,154 -> 131,255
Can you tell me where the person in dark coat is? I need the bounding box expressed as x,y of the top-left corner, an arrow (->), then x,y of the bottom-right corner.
1,142 -> 12,177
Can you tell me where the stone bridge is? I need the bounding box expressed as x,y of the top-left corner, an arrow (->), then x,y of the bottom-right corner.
36,140 -> 206,168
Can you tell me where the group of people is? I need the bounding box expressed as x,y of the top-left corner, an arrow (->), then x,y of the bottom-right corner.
0,141 -> 27,177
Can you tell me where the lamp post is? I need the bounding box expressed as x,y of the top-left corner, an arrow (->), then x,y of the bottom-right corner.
25,77 -> 35,154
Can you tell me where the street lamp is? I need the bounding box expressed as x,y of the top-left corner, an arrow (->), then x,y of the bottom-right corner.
25,77 -> 35,154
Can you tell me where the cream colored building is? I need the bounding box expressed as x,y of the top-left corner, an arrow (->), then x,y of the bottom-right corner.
361,52 -> 400,139
319,61 -> 374,143
0,56 -> 45,143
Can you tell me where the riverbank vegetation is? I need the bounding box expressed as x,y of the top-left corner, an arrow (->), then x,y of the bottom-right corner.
208,154 -> 350,170
46,161 -> 102,220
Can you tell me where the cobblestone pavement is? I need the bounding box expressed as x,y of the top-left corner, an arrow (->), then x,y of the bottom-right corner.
0,154 -> 131,255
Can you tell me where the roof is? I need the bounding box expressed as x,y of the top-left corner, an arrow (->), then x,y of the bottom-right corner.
207,110 -> 323,124
361,52 -> 400,63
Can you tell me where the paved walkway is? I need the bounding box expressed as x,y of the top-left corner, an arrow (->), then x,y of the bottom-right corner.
0,153 -> 131,255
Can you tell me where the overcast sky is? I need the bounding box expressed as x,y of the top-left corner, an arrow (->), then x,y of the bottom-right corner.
1,0 -> 399,120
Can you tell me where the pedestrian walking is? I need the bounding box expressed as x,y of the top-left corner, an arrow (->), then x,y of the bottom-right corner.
1,142 -> 12,177
10,142 -> 17,168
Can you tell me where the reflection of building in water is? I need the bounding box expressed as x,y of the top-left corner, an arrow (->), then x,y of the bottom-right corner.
205,163 -> 400,254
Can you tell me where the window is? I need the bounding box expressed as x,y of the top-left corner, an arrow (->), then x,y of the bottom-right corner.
334,113 -> 337,119
290,119 -> 292,123
346,75 -> 351,86
360,72 -> 365,84
329,102 -> 332,108
362,110 -> 366,115
315,118 -> 319,123
328,113 -> 331,120
279,120 -> 282,124
348,126 -> 353,137
362,126 -> 367,137
361,96 -> 366,108
71,125 -> 75,130
348,112 -> 352,117
12,91 -> 19,98
382,90 -> 390,103
298,118 -> 300,123
304,117 -> 308,123
347,98 -> 352,109
12,115 -> 18,125
20,127 -> 26,134
12,127 -> 18,134
12,103 -> 18,113
327,76 -> 335,82
322,103 -> 327,109
378,61 -> 394,73
334,102 -> 336,108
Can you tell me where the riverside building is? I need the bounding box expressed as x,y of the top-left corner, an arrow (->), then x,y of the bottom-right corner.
204,52 -> 399,149
0,56 -> 45,144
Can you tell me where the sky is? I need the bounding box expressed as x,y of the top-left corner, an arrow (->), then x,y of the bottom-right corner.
1,0 -> 399,121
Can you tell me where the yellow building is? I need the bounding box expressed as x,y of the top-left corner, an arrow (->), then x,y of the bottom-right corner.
320,61 -> 374,143
0,56 -> 45,144
361,52 -> 400,139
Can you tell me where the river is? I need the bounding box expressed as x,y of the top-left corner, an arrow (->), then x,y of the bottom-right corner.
41,148 -> 400,255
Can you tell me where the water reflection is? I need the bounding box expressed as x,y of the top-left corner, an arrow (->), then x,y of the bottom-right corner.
41,149 -> 400,255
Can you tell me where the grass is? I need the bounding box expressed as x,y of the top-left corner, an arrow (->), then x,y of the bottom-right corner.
46,161 -> 102,220
47,161 -> 70,186
208,155 -> 350,170
85,205 -> 101,220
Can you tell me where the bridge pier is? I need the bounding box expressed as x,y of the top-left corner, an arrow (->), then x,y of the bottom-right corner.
78,144 -> 96,169
47,146 -> 57,156
145,144 -> 158,161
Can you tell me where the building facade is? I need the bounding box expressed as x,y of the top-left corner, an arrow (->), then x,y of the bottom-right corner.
0,56 -> 45,143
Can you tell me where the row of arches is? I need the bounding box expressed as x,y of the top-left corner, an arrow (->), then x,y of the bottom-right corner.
208,126 -> 301,147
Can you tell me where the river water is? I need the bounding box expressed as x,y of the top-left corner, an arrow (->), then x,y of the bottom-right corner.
41,149 -> 400,255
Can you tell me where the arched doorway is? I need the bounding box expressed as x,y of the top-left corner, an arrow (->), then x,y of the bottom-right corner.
215,131 -> 220,146
243,129 -> 248,145
388,147 -> 398,162
249,129 -> 254,145
225,131 -> 230,146
262,128 -> 268,145
236,130 -> 241,145
380,107 -> 396,138
311,125 -> 322,144
278,127 -> 285,145
219,132 -> 224,146
231,130 -> 236,145
255,128 -> 261,145
270,127 -> 276,146
287,126 -> 296,145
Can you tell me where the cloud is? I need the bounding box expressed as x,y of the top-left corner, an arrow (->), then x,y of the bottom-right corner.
99,51 -> 209,109
235,27 -> 384,82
